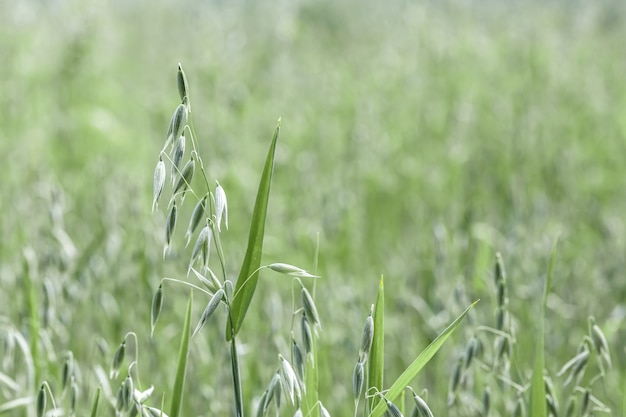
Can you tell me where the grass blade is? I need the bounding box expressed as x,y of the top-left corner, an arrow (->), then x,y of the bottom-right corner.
367,275 -> 385,414
369,301 -> 478,417
529,237 -> 559,417
169,291 -> 193,417
90,387 -> 100,417
227,119 -> 280,340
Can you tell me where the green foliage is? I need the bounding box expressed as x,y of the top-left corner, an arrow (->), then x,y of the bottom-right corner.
169,293 -> 192,417
228,120 -> 281,340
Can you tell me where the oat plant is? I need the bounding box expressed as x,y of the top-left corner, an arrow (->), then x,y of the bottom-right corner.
149,64 -> 477,417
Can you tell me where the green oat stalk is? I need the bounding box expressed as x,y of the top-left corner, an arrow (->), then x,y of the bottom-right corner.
169,292 -> 192,417
529,237 -> 559,417
227,119 -> 280,340
368,300 -> 478,417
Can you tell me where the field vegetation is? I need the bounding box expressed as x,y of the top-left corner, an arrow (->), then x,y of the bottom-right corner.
1,1 -> 625,416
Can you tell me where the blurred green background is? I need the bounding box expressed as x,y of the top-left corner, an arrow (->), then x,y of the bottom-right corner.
1,0 -> 625,415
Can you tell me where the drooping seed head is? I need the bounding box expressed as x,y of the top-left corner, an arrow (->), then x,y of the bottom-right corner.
564,395 -> 577,417
580,389 -> 591,415
172,135 -> 186,183
173,157 -> 195,198
185,195 -> 207,247
590,322 -> 611,368
495,306 -> 508,331
268,263 -> 320,278
152,158 -> 166,212
482,386 -> 491,417
177,63 -> 189,102
188,225 -> 211,276
352,361 -> 364,401
292,339 -> 305,382
171,103 -> 188,141
163,201 -> 178,258
385,399 -> 404,417
359,312 -> 374,363
151,284 -> 164,337
301,286 -> 321,330
300,313 -> 313,356
496,280 -> 507,308
62,351 -> 74,390
294,409 -> 303,417
412,393 -> 434,417
266,371 -> 282,410
110,340 -> 126,379
36,384 -> 46,417
279,354 -> 301,406
124,376 -> 134,411
69,377 -> 78,416
494,252 -> 506,285
192,288 -> 225,338
463,337 -> 477,369
546,392 -> 558,417
257,390 -> 268,417
214,181 -> 228,232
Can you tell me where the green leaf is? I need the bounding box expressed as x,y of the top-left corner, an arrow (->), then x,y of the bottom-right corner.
529,238 -> 559,417
369,301 -> 478,417
367,275 -> 385,414
89,387 -> 100,417
169,292 -> 192,417
227,120 -> 280,340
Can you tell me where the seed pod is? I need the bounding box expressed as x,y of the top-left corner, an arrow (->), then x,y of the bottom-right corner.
116,381 -> 126,411
494,252 -> 506,285
192,289 -> 225,338
359,312 -> 374,363
266,372 -> 281,410
301,286 -> 321,330
482,386 -> 491,417
124,376 -> 134,411
590,321 -> 611,369
546,393 -> 558,417
152,158 -> 166,212
151,284 -> 164,337
69,377 -> 78,416
300,313 -> 313,356
496,280 -> 506,308
464,337 -> 477,369
170,103 -> 187,141
294,409 -> 303,417
36,384 -> 46,417
173,157 -> 195,197
214,181 -> 228,232
189,225 -> 211,275
143,406 -> 170,417
257,390 -> 268,417
292,339 -> 305,382
163,201 -> 178,258
110,340 -> 126,379
172,135 -> 186,183
279,354 -> 301,406
412,393 -> 434,417
268,263 -> 319,278
177,63 -> 189,102
385,399 -> 404,417
185,195 -> 207,246
352,361 -> 364,401
62,351 -> 74,390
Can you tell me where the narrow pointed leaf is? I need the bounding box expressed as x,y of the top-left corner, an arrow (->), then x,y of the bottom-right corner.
227,120 -> 280,340
169,292 -> 192,417
367,276 -> 385,414
529,238 -> 559,417
369,301 -> 478,417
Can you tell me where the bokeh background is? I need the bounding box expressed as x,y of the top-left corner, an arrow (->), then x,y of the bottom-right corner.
1,0 -> 625,415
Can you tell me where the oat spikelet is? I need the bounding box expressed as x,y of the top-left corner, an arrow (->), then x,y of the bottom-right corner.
152,158 -> 166,212
192,289 -> 225,338
214,180 -> 228,232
